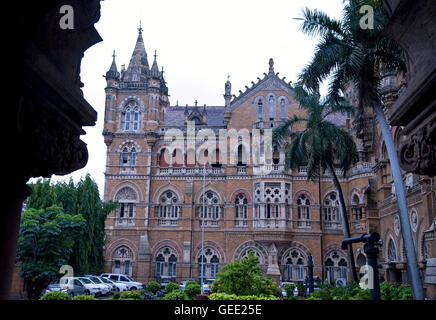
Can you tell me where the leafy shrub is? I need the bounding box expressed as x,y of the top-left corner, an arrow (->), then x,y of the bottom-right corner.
165,282 -> 180,294
209,293 -> 280,300
146,281 -> 161,294
307,281 -> 369,300
40,291 -> 71,300
119,290 -> 143,300
262,278 -> 282,298
284,284 -> 296,298
163,289 -> 188,300
72,294 -> 97,300
112,291 -> 121,300
296,282 -> 305,296
380,282 -> 412,300
185,282 -> 201,299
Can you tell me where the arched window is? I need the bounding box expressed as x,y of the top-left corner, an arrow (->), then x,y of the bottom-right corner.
112,246 -> 134,275
273,147 -> 280,165
257,101 -> 263,120
388,238 -> 397,262
237,144 -> 247,166
269,95 -> 275,120
114,186 -> 137,225
130,148 -> 136,166
323,192 -> 340,228
133,107 -> 139,130
297,194 -> 310,228
235,193 -> 248,227
125,107 -> 131,130
280,98 -> 287,119
351,194 -> 363,226
325,250 -> 348,284
282,249 -> 307,281
198,191 -> 221,227
158,191 -> 181,226
155,246 -> 178,281
121,147 -> 129,165
197,247 -> 221,280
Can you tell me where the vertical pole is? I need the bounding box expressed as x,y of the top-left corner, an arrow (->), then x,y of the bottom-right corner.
201,163 -> 206,294
374,105 -> 424,299
364,241 -> 380,300
308,254 -> 314,295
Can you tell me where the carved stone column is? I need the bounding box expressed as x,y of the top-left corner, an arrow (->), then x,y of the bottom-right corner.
1,0 -> 102,299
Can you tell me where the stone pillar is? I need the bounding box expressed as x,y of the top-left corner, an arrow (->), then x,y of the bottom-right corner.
266,243 -> 281,283
0,185 -> 31,299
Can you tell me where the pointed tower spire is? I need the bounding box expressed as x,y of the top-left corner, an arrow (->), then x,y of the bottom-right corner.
151,50 -> 159,77
124,23 -> 149,81
105,50 -> 120,80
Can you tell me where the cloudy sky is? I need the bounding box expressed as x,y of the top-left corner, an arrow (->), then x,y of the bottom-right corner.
35,0 -> 344,198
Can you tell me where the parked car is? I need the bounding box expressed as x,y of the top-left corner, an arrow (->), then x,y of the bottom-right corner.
100,273 -> 143,290
84,275 -> 112,295
280,282 -> 298,297
201,279 -> 215,294
179,278 -> 196,291
44,279 -> 87,298
59,277 -> 100,297
100,277 -> 128,292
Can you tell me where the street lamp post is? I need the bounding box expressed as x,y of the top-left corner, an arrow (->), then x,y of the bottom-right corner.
200,163 -> 206,295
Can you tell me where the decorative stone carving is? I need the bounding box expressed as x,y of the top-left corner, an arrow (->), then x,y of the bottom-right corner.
399,121 -> 436,176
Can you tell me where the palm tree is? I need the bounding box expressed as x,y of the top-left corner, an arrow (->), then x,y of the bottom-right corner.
296,0 -> 424,299
273,85 -> 359,283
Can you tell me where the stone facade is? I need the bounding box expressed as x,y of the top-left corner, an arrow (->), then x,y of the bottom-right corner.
102,28 -> 435,297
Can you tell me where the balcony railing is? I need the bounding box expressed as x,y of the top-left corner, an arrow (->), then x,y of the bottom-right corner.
234,219 -> 248,227
157,166 -> 224,175
158,219 -> 178,226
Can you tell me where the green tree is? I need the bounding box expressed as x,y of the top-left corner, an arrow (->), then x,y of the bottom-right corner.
16,206 -> 85,298
296,0 -> 423,299
214,251 -> 279,297
26,175 -> 116,276
272,85 -> 358,282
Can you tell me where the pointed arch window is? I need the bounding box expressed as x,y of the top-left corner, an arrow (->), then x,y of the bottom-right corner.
198,248 -> 221,280
157,191 -> 181,226
388,238 -> 397,262
257,100 -> 263,120
121,147 -> 129,165
297,194 -> 311,228
130,148 -> 137,166
282,249 -> 307,281
323,192 -> 340,228
280,98 -> 287,119
154,246 -> 178,281
125,107 -> 131,130
197,191 -> 222,227
114,186 -> 137,226
269,95 -> 275,120
133,107 -> 139,130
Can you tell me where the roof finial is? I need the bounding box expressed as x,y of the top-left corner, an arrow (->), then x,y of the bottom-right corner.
268,58 -> 274,75
227,74 -> 231,82
154,50 -> 158,61
138,20 -> 143,34
112,50 -> 116,60
195,100 -> 198,107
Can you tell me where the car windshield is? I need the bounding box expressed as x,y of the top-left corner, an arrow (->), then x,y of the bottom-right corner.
125,276 -> 134,282
101,278 -> 111,284
79,278 -> 92,284
90,277 -> 102,283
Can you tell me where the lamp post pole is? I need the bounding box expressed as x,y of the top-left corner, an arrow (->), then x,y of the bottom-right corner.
201,163 -> 206,294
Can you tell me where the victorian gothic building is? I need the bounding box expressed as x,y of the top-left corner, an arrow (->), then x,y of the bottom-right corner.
102,27 -> 435,296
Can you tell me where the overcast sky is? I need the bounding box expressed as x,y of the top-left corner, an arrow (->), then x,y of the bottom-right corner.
33,0 -> 344,198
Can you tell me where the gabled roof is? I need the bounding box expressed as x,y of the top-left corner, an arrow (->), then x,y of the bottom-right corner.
164,106 -> 225,127
230,58 -> 296,109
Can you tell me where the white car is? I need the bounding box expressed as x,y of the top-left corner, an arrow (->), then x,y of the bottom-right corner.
100,273 -> 143,290
83,276 -> 111,295
102,277 -> 128,292
280,282 -> 299,297
61,277 -> 101,297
